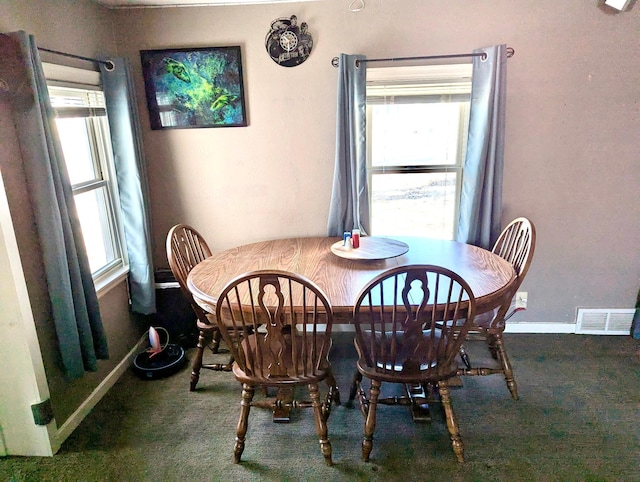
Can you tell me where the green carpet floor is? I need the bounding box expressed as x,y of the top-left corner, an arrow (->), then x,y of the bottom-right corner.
1,333 -> 639,481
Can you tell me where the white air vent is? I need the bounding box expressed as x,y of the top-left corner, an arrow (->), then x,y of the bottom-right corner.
575,308 -> 635,335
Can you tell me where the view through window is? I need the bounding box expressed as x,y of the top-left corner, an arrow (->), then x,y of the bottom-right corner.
366,64 -> 472,240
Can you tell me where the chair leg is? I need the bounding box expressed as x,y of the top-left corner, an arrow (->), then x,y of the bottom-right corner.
189,330 -> 207,391
322,370 -> 340,422
438,381 -> 464,463
309,383 -> 333,466
349,371 -> 362,402
362,379 -> 381,462
493,333 -> 519,400
459,344 -> 472,369
234,384 -> 254,464
486,334 -> 499,360
211,328 -> 222,354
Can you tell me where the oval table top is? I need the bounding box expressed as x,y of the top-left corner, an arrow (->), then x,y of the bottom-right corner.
187,236 -> 517,322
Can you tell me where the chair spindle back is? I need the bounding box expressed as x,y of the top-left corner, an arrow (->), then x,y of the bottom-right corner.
353,265 -> 476,380
216,270 -> 333,382
166,224 -> 213,322
492,217 -> 536,279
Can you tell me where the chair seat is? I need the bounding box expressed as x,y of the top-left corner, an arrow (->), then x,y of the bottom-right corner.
196,312 -> 239,331
471,310 -> 496,329
196,313 -> 218,331
355,330 -> 459,383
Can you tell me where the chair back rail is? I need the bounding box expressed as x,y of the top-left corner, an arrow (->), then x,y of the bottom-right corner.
167,224 -> 212,292
493,217 -> 536,285
485,217 -> 537,329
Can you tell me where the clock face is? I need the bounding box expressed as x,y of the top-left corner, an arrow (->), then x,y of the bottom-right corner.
265,15 -> 313,67
279,31 -> 298,53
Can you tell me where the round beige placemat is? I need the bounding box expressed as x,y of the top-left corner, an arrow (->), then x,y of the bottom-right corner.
330,236 -> 409,260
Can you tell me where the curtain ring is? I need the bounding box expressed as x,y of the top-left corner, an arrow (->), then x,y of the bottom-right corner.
104,60 -> 115,71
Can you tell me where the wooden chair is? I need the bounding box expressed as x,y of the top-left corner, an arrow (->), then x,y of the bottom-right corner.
166,224 -> 232,391
349,265 -> 477,463
457,217 -> 536,400
213,270 -> 340,466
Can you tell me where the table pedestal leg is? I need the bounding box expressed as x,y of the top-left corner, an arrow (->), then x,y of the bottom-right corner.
405,383 -> 432,423
447,376 -> 464,387
273,387 -> 294,423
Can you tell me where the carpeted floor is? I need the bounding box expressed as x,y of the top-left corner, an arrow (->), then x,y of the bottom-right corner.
1,333 -> 639,481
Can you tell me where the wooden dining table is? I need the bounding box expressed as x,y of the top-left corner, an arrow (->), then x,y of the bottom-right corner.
187,235 -> 516,422
187,236 -> 517,322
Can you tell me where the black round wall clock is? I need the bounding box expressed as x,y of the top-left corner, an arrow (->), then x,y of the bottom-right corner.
265,15 -> 313,67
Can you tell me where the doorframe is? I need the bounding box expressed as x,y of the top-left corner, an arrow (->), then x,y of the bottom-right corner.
0,172 -> 57,456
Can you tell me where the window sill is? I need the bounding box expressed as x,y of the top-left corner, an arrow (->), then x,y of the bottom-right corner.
95,265 -> 129,299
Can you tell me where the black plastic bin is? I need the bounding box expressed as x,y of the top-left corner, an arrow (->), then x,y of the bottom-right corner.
152,269 -> 199,348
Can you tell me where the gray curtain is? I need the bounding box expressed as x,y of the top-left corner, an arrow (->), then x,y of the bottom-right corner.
456,44 -> 508,249
100,58 -> 156,315
0,31 -> 108,379
327,53 -> 370,236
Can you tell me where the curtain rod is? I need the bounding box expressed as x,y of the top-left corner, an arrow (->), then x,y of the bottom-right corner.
38,47 -> 115,71
331,47 -> 515,68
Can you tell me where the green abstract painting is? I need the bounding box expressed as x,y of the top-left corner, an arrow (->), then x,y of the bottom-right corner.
141,46 -> 247,129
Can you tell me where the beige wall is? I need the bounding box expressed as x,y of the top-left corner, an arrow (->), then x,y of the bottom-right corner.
0,0 -> 145,427
111,0 -> 640,324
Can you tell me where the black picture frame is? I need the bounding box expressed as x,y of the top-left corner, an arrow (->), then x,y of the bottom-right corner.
140,46 -> 247,130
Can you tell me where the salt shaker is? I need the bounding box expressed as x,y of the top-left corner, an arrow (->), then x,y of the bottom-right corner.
343,231 -> 352,247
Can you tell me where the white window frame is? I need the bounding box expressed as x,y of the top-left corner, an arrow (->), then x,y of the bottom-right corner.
365,63 -> 472,239
44,63 -> 129,295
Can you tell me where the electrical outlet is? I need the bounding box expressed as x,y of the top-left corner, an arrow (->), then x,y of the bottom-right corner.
515,291 -> 528,309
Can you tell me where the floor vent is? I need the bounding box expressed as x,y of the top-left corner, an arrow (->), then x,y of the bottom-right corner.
575,308 -> 634,335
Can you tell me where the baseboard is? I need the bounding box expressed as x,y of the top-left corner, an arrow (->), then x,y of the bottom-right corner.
332,324 -> 355,332
335,322 -> 580,334
505,322 -> 576,334
53,334 -> 148,452
506,321 -> 634,335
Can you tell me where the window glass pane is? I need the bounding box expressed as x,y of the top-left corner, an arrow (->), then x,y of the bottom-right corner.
74,188 -> 117,273
371,172 -> 457,240
55,117 -> 98,185
371,103 -> 463,167
48,76 -> 126,287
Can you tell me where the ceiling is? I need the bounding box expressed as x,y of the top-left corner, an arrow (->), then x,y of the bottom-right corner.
93,0 -> 320,7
